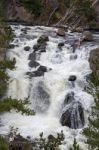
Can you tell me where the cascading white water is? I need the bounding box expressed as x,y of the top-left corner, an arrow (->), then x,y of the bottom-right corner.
0,25 -> 99,149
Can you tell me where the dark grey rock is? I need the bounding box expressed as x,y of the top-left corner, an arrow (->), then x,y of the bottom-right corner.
24,46 -> 30,51
68,75 -> 77,82
58,42 -> 64,47
37,35 -> 49,44
28,52 -> 36,61
37,66 -> 47,72
60,101 -> 84,129
29,61 -> 39,68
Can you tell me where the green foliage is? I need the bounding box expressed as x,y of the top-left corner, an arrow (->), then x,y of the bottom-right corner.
0,26 -> 14,48
70,138 -> 80,150
0,135 -> 8,150
0,97 -> 35,115
83,98 -> 99,150
0,58 -> 16,98
75,0 -> 95,20
33,131 -> 65,150
0,58 -> 16,70
20,0 -> 43,16
90,73 -> 99,86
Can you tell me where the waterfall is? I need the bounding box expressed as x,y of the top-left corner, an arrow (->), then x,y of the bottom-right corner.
0,24 -> 98,149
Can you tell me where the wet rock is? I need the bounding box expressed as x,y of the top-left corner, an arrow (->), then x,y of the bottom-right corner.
33,44 -> 40,52
64,92 -> 75,105
39,44 -> 46,52
37,35 -> 49,44
24,46 -> 30,51
82,31 -> 93,41
27,65 -> 48,77
89,47 -> 99,78
32,70 -> 44,77
29,61 -> 39,68
60,101 -> 84,129
37,66 -> 47,72
68,75 -> 77,82
58,42 -> 64,47
57,28 -> 65,36
28,52 -> 36,61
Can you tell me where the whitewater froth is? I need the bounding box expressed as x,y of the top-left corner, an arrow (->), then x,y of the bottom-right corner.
0,25 -> 98,149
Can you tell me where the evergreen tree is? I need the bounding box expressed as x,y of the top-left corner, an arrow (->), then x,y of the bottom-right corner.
70,138 -> 80,150
83,99 -> 99,150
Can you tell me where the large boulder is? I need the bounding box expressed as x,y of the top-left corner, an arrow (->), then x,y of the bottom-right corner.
60,101 -> 84,129
82,31 -> 93,41
57,28 -> 65,36
89,47 -> 99,78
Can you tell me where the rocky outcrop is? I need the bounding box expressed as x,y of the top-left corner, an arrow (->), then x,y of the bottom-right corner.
89,47 -> 99,78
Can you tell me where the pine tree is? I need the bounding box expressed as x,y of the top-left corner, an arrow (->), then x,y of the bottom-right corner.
83,99 -> 99,150
70,138 -> 80,150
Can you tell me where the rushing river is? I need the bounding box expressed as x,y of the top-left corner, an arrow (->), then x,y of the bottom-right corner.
0,25 -> 99,149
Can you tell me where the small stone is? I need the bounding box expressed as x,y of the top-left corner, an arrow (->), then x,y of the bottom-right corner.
68,75 -> 77,82
58,42 -> 64,47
